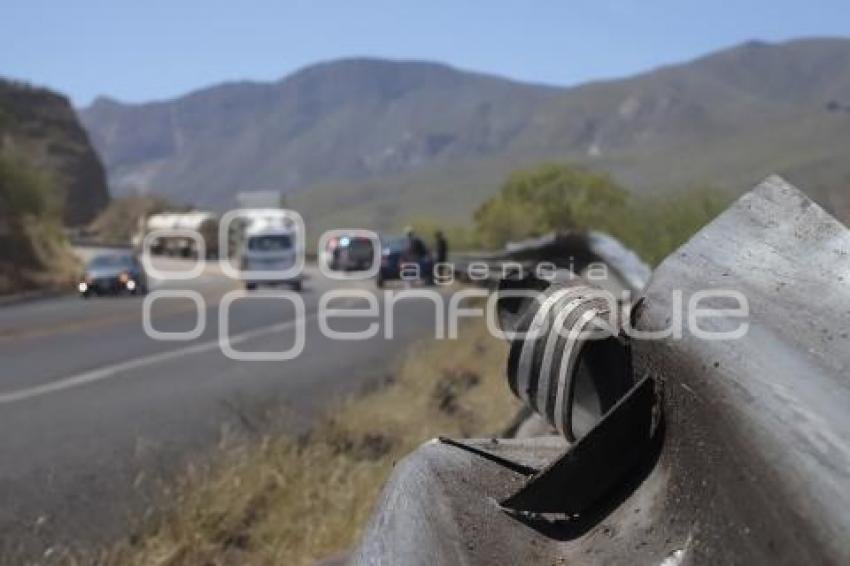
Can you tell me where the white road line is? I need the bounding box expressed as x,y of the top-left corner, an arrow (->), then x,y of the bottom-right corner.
0,313 -> 316,405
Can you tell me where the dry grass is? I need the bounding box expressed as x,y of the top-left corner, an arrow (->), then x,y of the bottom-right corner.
0,151 -> 82,295
0,217 -> 80,295
67,318 -> 519,566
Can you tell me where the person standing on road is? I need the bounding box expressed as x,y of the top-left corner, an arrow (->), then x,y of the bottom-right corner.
402,227 -> 428,261
434,230 -> 449,281
434,230 -> 448,264
401,227 -> 431,285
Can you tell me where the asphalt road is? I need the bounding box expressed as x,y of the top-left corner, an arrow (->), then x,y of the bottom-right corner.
0,254 -> 443,556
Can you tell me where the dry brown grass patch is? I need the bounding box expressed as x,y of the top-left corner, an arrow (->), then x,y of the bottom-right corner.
66,318 -> 518,566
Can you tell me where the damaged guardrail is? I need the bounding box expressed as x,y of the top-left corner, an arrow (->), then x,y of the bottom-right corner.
452,230 -> 651,295
354,176 -> 850,565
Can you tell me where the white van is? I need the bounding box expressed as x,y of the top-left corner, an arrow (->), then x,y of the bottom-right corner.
239,226 -> 302,291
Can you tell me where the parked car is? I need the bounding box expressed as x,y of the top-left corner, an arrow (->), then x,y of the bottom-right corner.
326,233 -> 376,271
79,253 -> 148,297
240,226 -> 302,291
376,236 -> 433,287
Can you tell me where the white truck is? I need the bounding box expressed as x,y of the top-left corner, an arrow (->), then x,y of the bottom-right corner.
135,211 -> 219,258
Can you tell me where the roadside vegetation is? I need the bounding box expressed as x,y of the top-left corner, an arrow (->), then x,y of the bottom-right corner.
473,162 -> 731,266
65,318 -> 518,566
403,163 -> 730,266
0,153 -> 79,294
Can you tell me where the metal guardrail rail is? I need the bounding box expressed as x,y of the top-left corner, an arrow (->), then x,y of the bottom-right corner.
452,230 -> 651,295
354,176 -> 850,565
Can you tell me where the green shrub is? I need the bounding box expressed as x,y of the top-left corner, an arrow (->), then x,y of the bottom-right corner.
611,188 -> 730,266
0,152 -> 78,293
0,153 -> 58,221
474,163 -> 629,249
473,162 -> 730,266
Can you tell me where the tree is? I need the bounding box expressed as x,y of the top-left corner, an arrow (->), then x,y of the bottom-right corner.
474,163 -> 629,249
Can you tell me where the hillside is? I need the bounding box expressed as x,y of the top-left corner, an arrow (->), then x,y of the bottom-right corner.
519,37 -> 850,215
0,80 -> 109,225
79,60 -> 559,207
293,37 -> 850,232
79,38 -> 850,230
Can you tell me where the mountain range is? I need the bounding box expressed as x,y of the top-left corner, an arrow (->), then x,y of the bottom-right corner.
78,37 -> 850,231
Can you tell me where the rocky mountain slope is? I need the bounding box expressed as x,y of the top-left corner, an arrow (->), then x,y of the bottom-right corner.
79,60 -> 559,207
79,37 -> 850,229
1,79 -> 109,225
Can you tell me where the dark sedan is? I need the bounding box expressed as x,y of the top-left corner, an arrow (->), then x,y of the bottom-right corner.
376,237 -> 433,287
79,253 -> 148,297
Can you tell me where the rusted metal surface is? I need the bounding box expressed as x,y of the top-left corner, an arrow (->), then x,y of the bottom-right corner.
354,176 -> 850,564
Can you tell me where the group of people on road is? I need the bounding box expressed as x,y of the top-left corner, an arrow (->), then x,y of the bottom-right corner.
400,227 -> 448,284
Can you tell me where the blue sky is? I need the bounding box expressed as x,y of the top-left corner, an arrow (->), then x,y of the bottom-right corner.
2,0 -> 848,106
